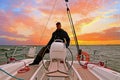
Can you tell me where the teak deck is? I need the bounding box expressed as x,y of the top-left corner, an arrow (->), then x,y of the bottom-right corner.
10,65 -> 39,80
10,63 -> 99,80
73,63 -> 99,80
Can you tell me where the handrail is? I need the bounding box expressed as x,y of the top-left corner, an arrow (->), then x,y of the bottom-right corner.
12,47 -> 17,57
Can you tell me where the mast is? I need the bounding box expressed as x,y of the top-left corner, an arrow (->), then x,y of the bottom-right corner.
65,0 -> 82,55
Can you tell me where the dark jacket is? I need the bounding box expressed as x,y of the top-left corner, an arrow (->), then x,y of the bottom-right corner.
47,29 -> 70,48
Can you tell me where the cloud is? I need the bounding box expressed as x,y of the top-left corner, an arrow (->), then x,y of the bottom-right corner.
39,0 -> 105,16
0,11 -> 11,27
0,0 -> 120,45
0,35 -> 27,41
77,27 -> 120,41
8,23 -> 34,37
0,38 -> 17,45
110,14 -> 120,19
0,5 -> 54,45
0,10 -> 35,36
36,0 -> 42,3
69,0 -> 104,16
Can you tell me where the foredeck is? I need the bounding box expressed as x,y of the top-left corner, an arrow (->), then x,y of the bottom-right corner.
10,65 -> 39,80
10,62 -> 100,80
73,63 -> 99,80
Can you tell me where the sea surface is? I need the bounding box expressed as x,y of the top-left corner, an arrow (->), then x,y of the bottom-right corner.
0,45 -> 120,72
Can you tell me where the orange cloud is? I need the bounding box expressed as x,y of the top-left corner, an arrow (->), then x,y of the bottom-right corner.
9,23 -> 34,37
0,9 -> 56,45
23,28 -> 53,45
77,27 -> 120,41
70,0 -> 104,16
74,17 -> 95,33
71,27 -> 120,45
0,35 -> 27,41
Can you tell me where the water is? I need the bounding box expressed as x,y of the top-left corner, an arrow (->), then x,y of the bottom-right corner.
0,45 -> 120,72
69,45 -> 120,72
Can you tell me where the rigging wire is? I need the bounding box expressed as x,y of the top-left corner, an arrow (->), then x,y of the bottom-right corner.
39,0 -> 58,44
65,0 -> 81,55
65,0 -> 85,66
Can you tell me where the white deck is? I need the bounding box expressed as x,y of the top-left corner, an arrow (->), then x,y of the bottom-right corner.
1,60 -> 120,80
9,61 -> 99,80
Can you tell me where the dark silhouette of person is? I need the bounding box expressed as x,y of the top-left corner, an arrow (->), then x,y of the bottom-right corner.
29,22 -> 70,65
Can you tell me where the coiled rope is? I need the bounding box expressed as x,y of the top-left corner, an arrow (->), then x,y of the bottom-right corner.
17,61 -> 30,73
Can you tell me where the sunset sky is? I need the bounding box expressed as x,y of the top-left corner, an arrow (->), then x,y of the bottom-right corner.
0,0 -> 120,45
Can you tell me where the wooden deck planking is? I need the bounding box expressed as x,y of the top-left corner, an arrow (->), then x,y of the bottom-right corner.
73,63 -> 99,80
10,65 -> 39,80
10,62 -> 100,80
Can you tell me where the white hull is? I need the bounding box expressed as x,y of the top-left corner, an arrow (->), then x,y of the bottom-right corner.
0,59 -> 33,80
0,59 -> 120,80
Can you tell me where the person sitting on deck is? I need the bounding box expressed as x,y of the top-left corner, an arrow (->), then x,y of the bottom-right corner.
29,22 -> 70,65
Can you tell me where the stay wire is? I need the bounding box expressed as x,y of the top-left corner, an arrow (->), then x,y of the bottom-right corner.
39,0 -> 58,44
65,0 -> 84,66
65,2 -> 80,55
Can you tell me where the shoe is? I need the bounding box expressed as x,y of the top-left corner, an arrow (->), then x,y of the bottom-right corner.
29,63 -> 38,66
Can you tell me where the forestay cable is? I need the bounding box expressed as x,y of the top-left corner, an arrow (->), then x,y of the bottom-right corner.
39,0 -> 58,44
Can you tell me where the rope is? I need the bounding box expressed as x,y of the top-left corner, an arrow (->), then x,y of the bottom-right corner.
17,66 -> 30,73
17,61 -> 30,73
39,0 -> 58,44
0,68 -> 24,80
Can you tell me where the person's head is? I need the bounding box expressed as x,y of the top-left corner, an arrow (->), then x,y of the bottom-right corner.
56,22 -> 61,30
